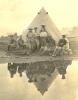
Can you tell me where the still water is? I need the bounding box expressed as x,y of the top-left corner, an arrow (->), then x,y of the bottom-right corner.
0,61 -> 78,100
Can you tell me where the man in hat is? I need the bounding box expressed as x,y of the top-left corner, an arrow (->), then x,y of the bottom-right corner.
52,35 -> 71,56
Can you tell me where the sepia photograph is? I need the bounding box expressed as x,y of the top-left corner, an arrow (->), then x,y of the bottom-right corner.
0,0 -> 78,100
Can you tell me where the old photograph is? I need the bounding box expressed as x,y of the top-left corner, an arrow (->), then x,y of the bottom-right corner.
0,0 -> 78,100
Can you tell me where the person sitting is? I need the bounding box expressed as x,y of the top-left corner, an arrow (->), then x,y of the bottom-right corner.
52,35 -> 72,56
61,35 -> 72,55
17,36 -> 24,48
8,36 -> 17,51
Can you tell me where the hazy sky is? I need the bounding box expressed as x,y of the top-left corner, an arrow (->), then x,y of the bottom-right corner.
0,61 -> 78,100
0,0 -> 77,35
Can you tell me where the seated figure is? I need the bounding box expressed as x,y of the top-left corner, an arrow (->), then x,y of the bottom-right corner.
18,36 -> 24,47
52,35 -> 72,56
8,36 -> 17,51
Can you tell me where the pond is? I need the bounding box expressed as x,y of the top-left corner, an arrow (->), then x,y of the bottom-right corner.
0,60 -> 78,100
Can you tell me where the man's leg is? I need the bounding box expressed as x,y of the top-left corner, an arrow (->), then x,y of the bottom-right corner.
52,46 -> 58,56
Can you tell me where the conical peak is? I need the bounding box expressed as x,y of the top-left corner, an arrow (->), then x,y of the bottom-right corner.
38,7 -> 48,14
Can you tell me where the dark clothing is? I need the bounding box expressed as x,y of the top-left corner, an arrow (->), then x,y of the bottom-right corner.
58,38 -> 67,47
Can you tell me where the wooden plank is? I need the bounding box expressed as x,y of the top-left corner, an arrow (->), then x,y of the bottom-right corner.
0,55 -> 78,63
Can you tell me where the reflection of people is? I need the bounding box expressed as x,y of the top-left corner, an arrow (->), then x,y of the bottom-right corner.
18,63 -> 27,77
8,63 -> 17,78
25,62 -> 56,83
18,66 -> 24,77
58,67 -> 66,79
52,35 -> 71,56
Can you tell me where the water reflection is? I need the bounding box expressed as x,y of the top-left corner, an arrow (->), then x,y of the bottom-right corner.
8,63 -> 26,78
7,60 -> 72,95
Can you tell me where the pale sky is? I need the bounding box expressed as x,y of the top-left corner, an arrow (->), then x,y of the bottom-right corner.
0,0 -> 77,35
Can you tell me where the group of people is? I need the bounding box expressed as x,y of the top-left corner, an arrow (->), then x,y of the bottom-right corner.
8,32 -> 72,56
8,36 -> 25,50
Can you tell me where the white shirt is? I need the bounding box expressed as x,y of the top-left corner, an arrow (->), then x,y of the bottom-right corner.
40,32 -> 47,37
